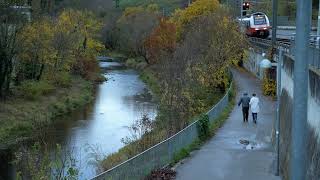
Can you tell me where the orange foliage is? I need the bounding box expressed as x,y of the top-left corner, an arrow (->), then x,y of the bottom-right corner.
144,18 -> 177,64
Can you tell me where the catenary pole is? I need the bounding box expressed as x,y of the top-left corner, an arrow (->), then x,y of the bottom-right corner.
291,1 -> 312,180
272,2 -> 280,174
317,0 -> 320,36
271,0 -> 278,48
240,0 -> 243,20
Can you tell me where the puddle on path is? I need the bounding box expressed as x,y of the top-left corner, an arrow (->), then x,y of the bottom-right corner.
238,139 -> 266,150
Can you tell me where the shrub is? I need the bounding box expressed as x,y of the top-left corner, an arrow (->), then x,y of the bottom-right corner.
94,74 -> 107,83
19,80 -> 55,100
125,57 -> 148,70
173,148 -> 190,164
53,71 -> 72,87
197,114 -> 210,141
262,77 -> 276,98
72,56 -> 100,81
125,58 -> 137,67
15,143 -> 79,179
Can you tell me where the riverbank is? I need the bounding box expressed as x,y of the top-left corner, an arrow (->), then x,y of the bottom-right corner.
99,54 -> 226,172
0,77 -> 96,149
99,56 -> 165,170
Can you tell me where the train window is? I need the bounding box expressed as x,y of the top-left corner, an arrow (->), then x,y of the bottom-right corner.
246,21 -> 250,28
253,15 -> 266,25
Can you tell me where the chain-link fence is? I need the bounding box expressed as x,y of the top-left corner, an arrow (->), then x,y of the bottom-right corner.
92,83 -> 233,180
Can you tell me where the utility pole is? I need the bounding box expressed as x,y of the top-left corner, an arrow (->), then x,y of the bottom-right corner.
272,0 -> 279,176
115,0 -> 119,8
318,0 -> 320,36
271,0 -> 278,49
291,1 -> 312,180
317,0 -> 320,45
240,0 -> 243,21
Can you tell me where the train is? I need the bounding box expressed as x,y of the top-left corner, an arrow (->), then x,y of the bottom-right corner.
239,12 -> 271,39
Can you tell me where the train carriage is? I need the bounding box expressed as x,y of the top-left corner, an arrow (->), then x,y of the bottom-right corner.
239,12 -> 271,38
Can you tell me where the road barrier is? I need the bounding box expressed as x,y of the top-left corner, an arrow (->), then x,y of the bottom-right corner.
92,81 -> 233,180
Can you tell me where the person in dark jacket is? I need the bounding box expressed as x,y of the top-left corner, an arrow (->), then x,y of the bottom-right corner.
238,92 -> 250,123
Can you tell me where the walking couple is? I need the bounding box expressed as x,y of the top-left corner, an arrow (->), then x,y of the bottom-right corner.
238,93 -> 260,124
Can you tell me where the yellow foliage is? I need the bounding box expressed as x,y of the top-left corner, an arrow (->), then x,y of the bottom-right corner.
171,0 -> 220,37
120,6 -> 145,21
56,9 -> 103,52
146,4 -> 160,13
263,77 -> 276,97
17,9 -> 104,80
118,5 -> 159,23
18,18 -> 56,67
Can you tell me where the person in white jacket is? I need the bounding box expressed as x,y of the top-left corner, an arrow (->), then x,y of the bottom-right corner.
249,93 -> 260,124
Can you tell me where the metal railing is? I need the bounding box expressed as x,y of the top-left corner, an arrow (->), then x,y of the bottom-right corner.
248,37 -> 320,70
92,82 -> 233,180
285,40 -> 320,70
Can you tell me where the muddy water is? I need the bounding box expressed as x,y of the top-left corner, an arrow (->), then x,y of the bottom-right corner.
0,60 -> 157,180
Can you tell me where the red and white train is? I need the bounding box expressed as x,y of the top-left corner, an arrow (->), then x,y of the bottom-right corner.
239,12 -> 271,38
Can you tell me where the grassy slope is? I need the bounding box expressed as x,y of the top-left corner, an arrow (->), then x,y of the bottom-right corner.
171,82 -> 235,165
0,77 -> 94,147
99,59 -> 228,171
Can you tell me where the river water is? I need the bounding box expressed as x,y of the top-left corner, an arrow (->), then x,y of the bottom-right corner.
0,59 -> 158,180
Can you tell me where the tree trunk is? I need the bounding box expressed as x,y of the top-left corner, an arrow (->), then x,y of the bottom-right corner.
36,64 -> 45,81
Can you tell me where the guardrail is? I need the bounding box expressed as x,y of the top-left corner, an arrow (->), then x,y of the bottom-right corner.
92,81 -> 233,180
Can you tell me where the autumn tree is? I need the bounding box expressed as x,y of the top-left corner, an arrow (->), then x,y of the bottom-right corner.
154,7 -> 246,134
101,9 -> 122,49
114,5 -> 160,58
17,18 -> 56,81
144,18 -> 176,64
53,10 -> 104,80
170,0 -> 220,38
15,9 -> 104,87
0,3 -> 27,98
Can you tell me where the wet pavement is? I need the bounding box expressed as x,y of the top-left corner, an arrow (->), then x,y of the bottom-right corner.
175,68 -> 281,180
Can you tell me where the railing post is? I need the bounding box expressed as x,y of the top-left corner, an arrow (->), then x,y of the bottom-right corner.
275,49 -> 283,176
168,139 -> 173,162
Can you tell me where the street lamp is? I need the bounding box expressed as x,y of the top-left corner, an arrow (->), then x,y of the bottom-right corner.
260,58 -> 272,69
259,53 -> 271,80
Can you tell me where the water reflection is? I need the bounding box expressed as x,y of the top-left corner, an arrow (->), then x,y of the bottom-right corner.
1,61 -> 158,180
58,62 -> 157,179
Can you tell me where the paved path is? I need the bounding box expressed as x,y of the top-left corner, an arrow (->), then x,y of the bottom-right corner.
175,68 -> 281,180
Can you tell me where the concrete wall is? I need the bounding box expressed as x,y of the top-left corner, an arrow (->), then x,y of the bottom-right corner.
243,48 -> 266,79
278,55 -> 320,180
244,49 -> 320,180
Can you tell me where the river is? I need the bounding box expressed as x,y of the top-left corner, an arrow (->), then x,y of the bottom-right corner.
0,58 -> 158,180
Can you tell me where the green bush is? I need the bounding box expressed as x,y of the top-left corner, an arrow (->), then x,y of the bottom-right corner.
125,57 -> 147,70
197,114 -> 210,141
173,148 -> 190,164
19,80 -> 55,100
53,71 -> 72,87
125,58 -> 137,67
